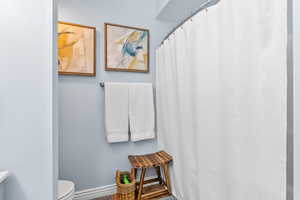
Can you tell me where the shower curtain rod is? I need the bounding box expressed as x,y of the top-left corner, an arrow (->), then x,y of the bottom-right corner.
160,0 -> 214,46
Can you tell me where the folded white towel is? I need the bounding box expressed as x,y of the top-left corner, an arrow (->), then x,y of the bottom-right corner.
105,82 -> 129,143
129,83 -> 155,142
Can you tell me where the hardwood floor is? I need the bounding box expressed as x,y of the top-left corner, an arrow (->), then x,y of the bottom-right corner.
94,195 -> 175,200
94,195 -> 114,200
94,196 -> 114,200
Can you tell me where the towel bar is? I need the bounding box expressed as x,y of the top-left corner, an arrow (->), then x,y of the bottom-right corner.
99,82 -> 105,88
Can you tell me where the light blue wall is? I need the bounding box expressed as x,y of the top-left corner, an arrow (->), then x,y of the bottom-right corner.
58,0 -> 175,190
0,0 -> 58,200
287,1 -> 293,200
0,183 -> 4,200
294,0 -> 300,199
286,0 -> 294,200
156,0 -> 171,16
156,0 -> 210,22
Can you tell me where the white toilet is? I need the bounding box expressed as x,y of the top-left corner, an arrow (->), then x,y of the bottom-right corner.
58,180 -> 75,200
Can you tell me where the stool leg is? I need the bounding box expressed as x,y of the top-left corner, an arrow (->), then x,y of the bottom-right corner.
138,168 -> 146,200
162,164 -> 172,195
132,168 -> 137,179
155,166 -> 162,185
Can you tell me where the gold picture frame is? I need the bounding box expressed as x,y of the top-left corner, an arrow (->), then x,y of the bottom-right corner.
58,21 -> 96,76
105,23 -> 149,73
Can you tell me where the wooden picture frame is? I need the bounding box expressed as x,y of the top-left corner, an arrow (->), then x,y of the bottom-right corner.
58,21 -> 96,76
104,23 -> 150,73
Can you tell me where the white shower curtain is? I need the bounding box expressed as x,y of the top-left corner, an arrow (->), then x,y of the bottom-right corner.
156,0 -> 287,199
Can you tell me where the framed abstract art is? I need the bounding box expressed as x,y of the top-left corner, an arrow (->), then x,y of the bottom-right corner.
58,22 -> 96,76
105,23 -> 149,72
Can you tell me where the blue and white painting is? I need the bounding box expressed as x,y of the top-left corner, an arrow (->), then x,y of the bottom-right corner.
106,23 -> 149,72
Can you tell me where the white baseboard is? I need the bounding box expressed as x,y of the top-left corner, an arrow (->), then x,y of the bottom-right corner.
74,184 -> 116,200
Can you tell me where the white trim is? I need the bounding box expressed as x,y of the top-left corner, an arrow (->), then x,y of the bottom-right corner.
74,184 -> 116,200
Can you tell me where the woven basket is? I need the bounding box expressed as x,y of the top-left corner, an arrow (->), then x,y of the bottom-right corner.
116,169 -> 136,200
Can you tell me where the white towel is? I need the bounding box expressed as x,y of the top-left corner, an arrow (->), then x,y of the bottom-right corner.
105,82 -> 129,143
129,83 -> 155,142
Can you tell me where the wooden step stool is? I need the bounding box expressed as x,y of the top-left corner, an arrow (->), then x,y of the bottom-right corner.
128,151 -> 173,200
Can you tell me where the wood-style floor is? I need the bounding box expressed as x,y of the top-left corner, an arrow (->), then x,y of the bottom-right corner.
94,196 -> 114,200
94,195 -> 175,200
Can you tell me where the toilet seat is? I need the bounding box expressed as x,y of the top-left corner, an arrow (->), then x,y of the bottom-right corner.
58,180 -> 75,200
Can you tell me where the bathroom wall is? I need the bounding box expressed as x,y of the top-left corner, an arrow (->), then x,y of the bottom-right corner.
0,185 -> 4,200
287,0 -> 294,199
294,0 -> 300,199
58,0 -> 175,190
156,0 -> 210,22
0,0 -> 58,200
156,0 -> 171,16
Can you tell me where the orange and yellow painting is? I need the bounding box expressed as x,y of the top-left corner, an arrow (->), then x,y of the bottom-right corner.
58,22 -> 96,76
105,23 -> 149,72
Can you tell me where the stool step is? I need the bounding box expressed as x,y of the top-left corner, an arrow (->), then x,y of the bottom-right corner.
141,184 -> 170,200
136,177 -> 160,186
